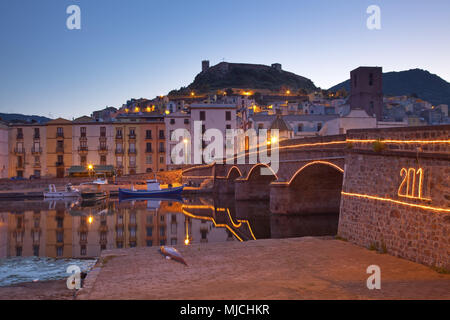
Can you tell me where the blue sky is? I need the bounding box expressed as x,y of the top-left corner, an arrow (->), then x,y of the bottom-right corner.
0,0 -> 449,119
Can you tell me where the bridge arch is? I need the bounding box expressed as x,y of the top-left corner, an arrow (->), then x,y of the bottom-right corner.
245,163 -> 279,181
286,161 -> 344,185
270,160 -> 344,230
226,166 -> 243,180
235,164 -> 278,201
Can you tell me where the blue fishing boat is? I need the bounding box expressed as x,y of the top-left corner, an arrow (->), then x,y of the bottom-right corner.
119,180 -> 184,198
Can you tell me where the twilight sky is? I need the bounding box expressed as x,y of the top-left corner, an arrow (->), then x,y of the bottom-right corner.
0,0 -> 449,119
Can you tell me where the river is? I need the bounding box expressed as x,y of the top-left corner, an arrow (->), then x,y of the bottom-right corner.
0,195 -> 339,286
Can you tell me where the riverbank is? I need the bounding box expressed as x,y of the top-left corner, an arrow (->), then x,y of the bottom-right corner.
76,237 -> 450,300
0,280 -> 74,300
0,170 -> 185,199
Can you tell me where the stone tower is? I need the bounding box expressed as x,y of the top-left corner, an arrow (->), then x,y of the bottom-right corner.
202,60 -> 210,72
349,67 -> 383,121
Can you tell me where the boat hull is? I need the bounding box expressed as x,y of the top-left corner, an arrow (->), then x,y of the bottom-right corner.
119,186 -> 184,198
44,192 -> 80,198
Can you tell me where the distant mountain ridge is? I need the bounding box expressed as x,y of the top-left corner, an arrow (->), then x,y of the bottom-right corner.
0,113 -> 51,124
329,69 -> 450,107
170,62 -> 317,95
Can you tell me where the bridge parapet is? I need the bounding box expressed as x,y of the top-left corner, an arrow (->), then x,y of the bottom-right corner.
347,125 -> 450,155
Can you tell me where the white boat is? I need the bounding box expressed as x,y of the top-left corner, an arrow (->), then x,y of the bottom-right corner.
92,178 -> 108,185
44,184 -> 81,198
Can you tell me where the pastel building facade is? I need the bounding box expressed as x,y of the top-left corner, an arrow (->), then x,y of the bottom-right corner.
71,117 -> 115,170
8,124 -> 47,178
0,122 -> 9,179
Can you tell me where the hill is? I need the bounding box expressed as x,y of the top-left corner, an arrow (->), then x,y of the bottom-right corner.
170,62 -> 317,95
329,69 -> 450,106
0,113 -> 51,124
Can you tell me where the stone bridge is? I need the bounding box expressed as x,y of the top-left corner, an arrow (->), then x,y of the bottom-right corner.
181,125 -> 450,269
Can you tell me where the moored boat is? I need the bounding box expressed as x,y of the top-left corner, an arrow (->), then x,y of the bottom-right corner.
44,184 -> 81,198
119,180 -> 184,198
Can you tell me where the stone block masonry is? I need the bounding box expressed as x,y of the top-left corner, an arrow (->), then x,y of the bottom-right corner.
339,126 -> 450,270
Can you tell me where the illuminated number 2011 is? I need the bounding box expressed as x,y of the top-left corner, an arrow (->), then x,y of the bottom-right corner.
398,168 -> 425,199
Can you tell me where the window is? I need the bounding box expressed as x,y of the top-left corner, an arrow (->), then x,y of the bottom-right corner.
33,246 -> 39,257
159,130 -> 165,139
116,129 -> 122,138
298,124 -> 303,132
170,119 -> 175,125
57,140 -> 64,148
129,128 -> 136,137
200,111 -> 206,121
100,127 -> 106,137
80,246 -> 87,256
34,128 -> 40,139
57,127 -> 64,137
171,239 -> 177,245
146,130 -> 152,139
17,128 -> 23,139
80,127 -> 86,137
160,156 -> 164,164
146,227 -> 152,236
56,232 -> 64,243
56,247 -> 63,257
159,142 -> 164,153
226,111 -> 231,121
57,155 -> 63,164
146,143 -> 152,153
146,155 -> 152,164
369,73 -> 373,86
56,217 -> 64,228
100,155 -> 106,165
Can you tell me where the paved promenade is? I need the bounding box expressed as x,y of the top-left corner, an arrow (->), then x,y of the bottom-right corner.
77,237 -> 450,300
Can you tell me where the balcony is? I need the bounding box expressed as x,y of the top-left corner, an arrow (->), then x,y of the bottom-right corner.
56,132 -> 64,138
16,134 -> 24,140
33,135 -> 40,140
31,147 -> 42,154
128,149 -> 137,155
55,161 -> 64,167
16,162 -> 24,169
98,146 -> 108,154
115,134 -> 123,140
129,163 -> 136,168
78,146 -> 88,154
56,146 -> 65,153
145,149 -> 153,153
159,135 -> 165,140
14,148 -> 25,155
33,162 -> 41,168
115,149 -> 124,155
159,148 -> 165,153
128,134 -> 136,140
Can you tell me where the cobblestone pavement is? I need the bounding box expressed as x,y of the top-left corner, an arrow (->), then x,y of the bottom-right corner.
77,237 -> 450,300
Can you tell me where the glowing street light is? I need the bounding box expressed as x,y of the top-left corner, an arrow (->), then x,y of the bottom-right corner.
271,137 -> 278,144
88,216 -> 93,224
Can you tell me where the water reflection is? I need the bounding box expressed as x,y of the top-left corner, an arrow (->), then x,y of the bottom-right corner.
0,196 -> 339,259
